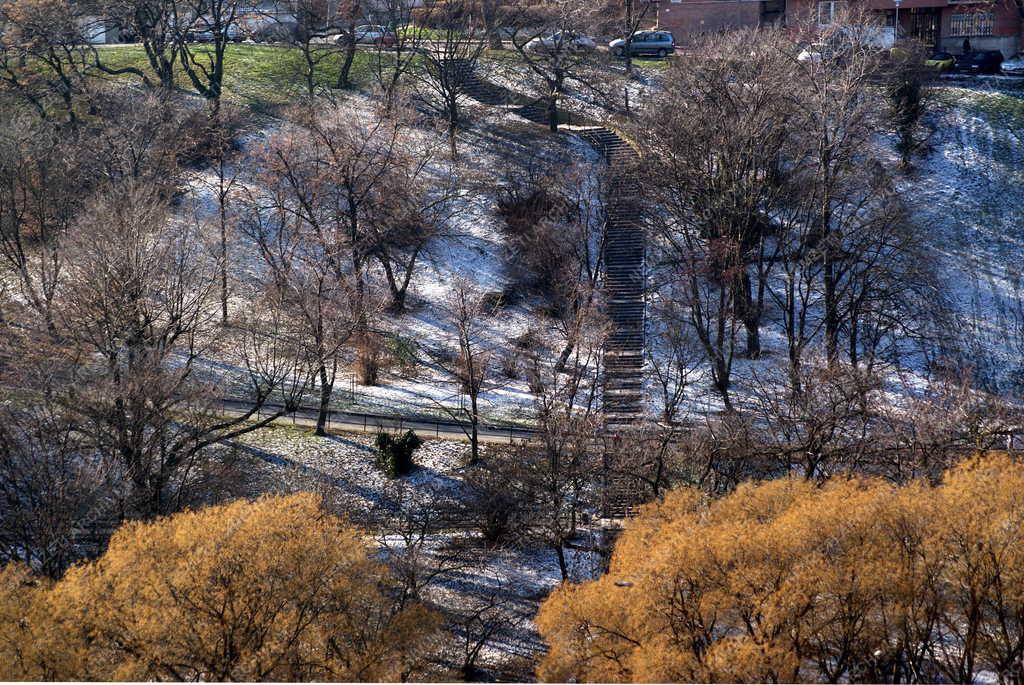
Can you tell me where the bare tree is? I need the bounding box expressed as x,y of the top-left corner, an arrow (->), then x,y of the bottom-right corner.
549,162 -> 607,375
193,106 -> 245,325
0,399 -> 120,578
493,157 -> 608,375
421,282 -> 498,465
0,0 -> 100,121
505,0 -> 601,131
175,0 -> 243,112
787,13 -> 892,366
101,0 -> 183,90
0,89 -> 197,333
240,115 -> 384,434
369,482 -> 470,609
411,0 -> 489,157
0,115 -> 92,331
329,0 -> 365,90
270,0 -> 365,97
465,431 -> 597,583
368,0 -> 428,113
8,181 -> 310,517
635,28 -> 798,363
645,296 -> 703,425
365,132 -> 456,313
885,40 -> 936,169
446,578 -> 528,681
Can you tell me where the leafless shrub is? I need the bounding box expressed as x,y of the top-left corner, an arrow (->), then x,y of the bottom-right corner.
500,353 -> 520,380
354,331 -> 385,386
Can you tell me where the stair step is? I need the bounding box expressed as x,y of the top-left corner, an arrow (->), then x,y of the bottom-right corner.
456,71 -> 649,426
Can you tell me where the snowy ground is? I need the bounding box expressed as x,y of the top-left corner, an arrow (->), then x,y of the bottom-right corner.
230,423 -> 603,680
183,93 -> 602,427
902,82 -> 1024,394
180,72 -> 1024,429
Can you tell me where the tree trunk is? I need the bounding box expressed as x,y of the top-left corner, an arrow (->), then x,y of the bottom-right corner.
469,392 -> 479,465
554,542 -> 568,581
336,40 -> 357,89
737,270 -> 761,359
218,153 -> 229,324
824,260 -> 839,366
547,94 -> 559,133
303,42 -> 316,98
316,364 -> 333,436
554,340 -> 575,375
482,0 -> 502,49
714,362 -> 733,412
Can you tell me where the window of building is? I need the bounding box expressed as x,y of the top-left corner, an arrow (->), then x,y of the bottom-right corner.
949,11 -> 994,36
817,0 -> 847,25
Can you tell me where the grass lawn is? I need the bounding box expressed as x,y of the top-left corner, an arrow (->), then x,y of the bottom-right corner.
479,46 -> 669,74
934,85 -> 1024,131
94,43 -> 387,111
398,26 -> 463,41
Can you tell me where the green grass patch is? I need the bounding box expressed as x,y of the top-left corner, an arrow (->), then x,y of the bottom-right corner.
933,85 -> 1024,130
630,57 -> 671,70
399,26 -> 462,41
94,43 -> 386,111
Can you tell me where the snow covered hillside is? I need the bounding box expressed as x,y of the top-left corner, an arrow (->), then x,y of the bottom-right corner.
904,81 -> 1024,394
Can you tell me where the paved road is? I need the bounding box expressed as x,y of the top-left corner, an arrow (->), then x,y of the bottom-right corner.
217,398 -> 538,445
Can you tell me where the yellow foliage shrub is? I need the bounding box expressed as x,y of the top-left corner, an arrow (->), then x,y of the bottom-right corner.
0,494 -> 441,681
537,453 -> 1024,683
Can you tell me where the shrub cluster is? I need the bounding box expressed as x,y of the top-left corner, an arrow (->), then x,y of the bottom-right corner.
0,495 -> 440,681
538,453 -> 1024,684
374,430 -> 424,478
496,175 -> 572,305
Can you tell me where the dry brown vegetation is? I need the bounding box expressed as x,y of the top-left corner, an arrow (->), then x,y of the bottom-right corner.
537,452 -> 1024,683
0,494 -> 443,681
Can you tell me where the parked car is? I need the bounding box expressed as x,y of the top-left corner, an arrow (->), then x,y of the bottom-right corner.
336,24 -> 397,47
245,21 -> 299,43
187,18 -> 244,43
796,42 -> 825,63
525,31 -> 596,54
609,30 -> 675,58
925,51 -> 956,71
955,50 -> 1004,74
1002,54 -> 1024,75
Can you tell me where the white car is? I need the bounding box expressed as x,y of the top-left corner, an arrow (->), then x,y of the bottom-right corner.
1002,54 -> 1024,75
338,24 -> 397,47
797,43 -> 825,63
525,31 -> 596,54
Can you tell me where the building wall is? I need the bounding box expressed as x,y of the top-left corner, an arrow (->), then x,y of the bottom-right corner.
785,0 -> 1021,56
939,3 -> 1020,56
659,0 -> 765,37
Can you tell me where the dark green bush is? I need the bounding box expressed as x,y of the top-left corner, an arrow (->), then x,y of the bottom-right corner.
374,430 -> 424,478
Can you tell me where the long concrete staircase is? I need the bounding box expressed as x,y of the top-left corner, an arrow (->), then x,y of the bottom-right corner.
576,128 -> 646,432
441,57 -> 550,125
446,59 -> 647,517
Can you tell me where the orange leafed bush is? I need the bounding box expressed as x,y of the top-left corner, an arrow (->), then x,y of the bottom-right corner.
0,494 -> 441,681
537,453 -> 1024,683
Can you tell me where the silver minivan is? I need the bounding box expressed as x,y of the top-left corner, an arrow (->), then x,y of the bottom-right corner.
609,30 -> 675,59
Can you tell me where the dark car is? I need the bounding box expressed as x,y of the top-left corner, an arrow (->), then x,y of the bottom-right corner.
609,30 -> 675,59
956,50 -> 1004,74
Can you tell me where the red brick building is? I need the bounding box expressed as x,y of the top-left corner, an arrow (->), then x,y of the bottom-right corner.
657,0 -> 783,37
658,0 -> 1022,57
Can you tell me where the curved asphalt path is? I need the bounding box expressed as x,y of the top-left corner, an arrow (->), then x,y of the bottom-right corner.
217,398 -> 537,444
